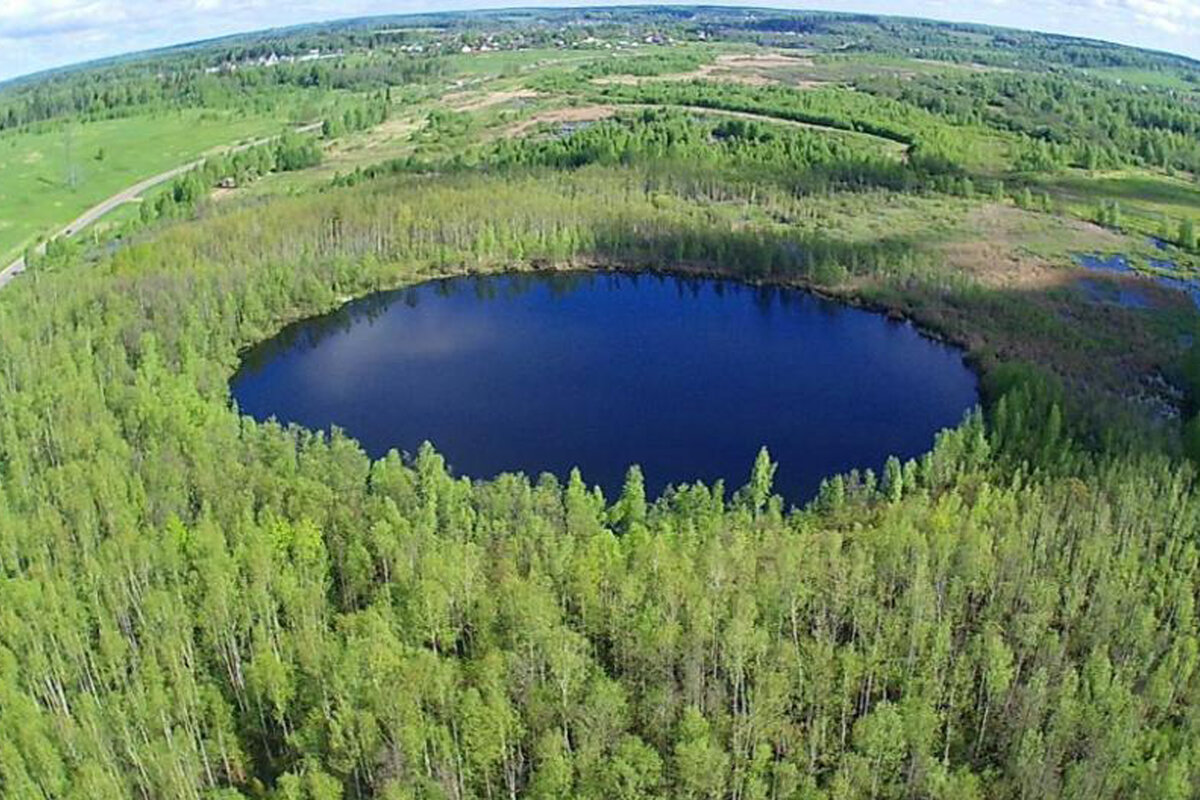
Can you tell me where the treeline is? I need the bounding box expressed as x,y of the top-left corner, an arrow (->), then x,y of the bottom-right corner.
237,55 -> 448,93
579,50 -> 709,79
0,67 -> 220,130
597,80 -> 915,146
338,110 -> 994,204
279,167 -> 925,289
0,51 -> 436,133
142,131 -> 323,222
590,80 -> 1011,171
586,65 -> 1200,177
1091,202 -> 1200,253
490,111 -> 868,168
530,51 -> 712,91
137,93 -> 390,224
0,159 -> 1197,799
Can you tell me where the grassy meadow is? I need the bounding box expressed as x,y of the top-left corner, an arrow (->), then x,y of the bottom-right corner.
0,109 -> 289,262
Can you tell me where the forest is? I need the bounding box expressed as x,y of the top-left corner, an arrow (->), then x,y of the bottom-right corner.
1,6 -> 1200,800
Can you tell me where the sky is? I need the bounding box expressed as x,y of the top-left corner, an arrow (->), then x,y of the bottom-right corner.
1,0 -> 1198,83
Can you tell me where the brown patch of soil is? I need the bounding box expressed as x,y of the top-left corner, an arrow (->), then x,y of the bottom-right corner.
593,52 -> 820,89
445,89 -> 540,113
938,204 -> 1126,290
714,53 -> 814,69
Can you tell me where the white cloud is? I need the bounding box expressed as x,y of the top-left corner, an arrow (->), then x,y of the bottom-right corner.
1060,0 -> 1200,30
0,0 -> 351,78
0,1 -> 125,39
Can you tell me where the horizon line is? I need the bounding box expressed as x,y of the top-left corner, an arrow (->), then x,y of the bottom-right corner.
2,2 -> 1199,88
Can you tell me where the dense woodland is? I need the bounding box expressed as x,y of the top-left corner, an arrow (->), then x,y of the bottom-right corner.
2,7 -> 1200,800
855,71 -> 1200,174
483,111 -> 938,196
0,55 -> 435,132
2,151 -> 1199,799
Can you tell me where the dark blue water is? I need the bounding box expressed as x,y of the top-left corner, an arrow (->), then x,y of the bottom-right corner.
232,273 -> 978,501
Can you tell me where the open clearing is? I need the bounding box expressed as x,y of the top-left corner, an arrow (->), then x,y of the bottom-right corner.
0,109 -> 287,262
503,105 -> 620,137
937,203 -> 1128,289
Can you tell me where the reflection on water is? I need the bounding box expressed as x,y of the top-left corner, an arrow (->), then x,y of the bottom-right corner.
1076,278 -> 1151,309
232,272 -> 979,501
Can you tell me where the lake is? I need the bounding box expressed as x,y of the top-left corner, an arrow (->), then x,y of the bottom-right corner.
232,272 -> 978,501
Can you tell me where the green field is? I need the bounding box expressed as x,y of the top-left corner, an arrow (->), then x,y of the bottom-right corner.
1043,170 -> 1200,222
1088,66 -> 1200,93
0,109 -> 288,261
444,45 -> 605,77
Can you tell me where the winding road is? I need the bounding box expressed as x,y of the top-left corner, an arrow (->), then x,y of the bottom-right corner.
0,122 -> 323,290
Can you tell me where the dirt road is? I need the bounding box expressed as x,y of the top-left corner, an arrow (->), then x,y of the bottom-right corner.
0,122 -> 323,290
